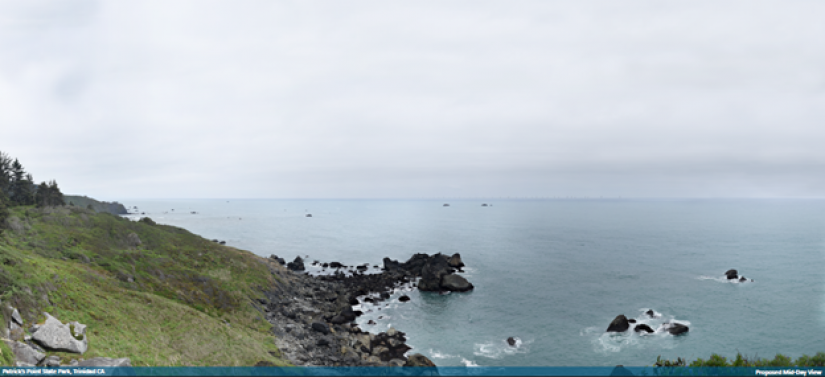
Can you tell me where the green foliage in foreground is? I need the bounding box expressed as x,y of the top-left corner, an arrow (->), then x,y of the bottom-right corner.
0,205 -> 288,367
657,352 -> 825,367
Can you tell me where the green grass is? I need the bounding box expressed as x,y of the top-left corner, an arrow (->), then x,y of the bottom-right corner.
0,205 -> 288,366
656,352 -> 825,367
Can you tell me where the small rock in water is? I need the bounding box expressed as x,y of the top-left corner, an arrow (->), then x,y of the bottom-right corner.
634,324 -> 655,333
398,295 -> 410,302
664,323 -> 689,335
606,315 -> 630,332
725,269 -> 739,280
628,319 -> 637,324
507,337 -> 517,347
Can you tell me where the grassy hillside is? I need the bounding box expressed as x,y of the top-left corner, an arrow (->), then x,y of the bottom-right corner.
0,205 -> 289,366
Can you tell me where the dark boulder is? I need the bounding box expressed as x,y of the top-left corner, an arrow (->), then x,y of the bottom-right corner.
645,310 -> 658,318
667,323 -> 689,335
311,322 -> 330,335
606,315 -> 630,332
634,324 -> 655,333
399,295 -> 410,302
448,253 -> 465,268
287,256 -> 305,271
725,269 -> 738,280
739,276 -> 747,282
329,315 -> 348,325
507,337 -> 517,346
330,262 -> 344,269
441,274 -> 474,292
628,319 -> 637,324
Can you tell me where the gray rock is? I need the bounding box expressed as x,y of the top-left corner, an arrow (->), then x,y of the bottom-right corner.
15,362 -> 35,367
31,312 -> 88,354
39,356 -> 61,367
11,308 -> 23,326
126,233 -> 142,247
441,274 -> 474,292
77,357 -> 132,367
9,321 -> 24,341
69,359 -> 79,366
5,340 -> 46,365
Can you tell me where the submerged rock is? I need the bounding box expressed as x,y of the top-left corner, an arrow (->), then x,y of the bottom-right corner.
606,315 -> 630,332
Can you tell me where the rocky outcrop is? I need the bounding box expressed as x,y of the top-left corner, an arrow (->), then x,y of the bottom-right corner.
606,315 -> 630,332
447,253 -> 464,269
725,269 -> 738,280
418,254 -> 453,292
3,308 -> 131,367
32,313 -> 88,354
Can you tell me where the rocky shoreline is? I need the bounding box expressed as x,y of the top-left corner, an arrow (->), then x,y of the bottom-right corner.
257,252 -> 471,367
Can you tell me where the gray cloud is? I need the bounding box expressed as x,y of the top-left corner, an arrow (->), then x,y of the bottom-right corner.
1,0 -> 824,199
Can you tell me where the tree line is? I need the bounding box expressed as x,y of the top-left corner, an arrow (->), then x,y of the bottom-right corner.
0,150 -> 66,229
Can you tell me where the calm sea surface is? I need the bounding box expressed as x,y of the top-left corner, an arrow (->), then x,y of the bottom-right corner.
121,199 -> 825,366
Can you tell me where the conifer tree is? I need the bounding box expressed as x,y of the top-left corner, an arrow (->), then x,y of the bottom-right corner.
35,182 -> 50,207
0,189 -> 9,233
48,180 -> 65,206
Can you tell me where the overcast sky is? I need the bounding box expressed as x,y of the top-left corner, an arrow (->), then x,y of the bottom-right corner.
1,1 -> 824,200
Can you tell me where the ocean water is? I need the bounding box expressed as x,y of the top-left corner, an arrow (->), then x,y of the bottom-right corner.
121,199 -> 825,366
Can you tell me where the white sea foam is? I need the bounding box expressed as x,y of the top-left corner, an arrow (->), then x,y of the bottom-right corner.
472,338 -> 532,359
429,350 -> 452,359
461,358 -> 479,367
587,309 -> 691,353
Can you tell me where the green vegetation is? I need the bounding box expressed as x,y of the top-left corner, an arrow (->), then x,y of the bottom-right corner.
0,204 -> 289,366
656,352 -> 825,367
64,195 -> 127,215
